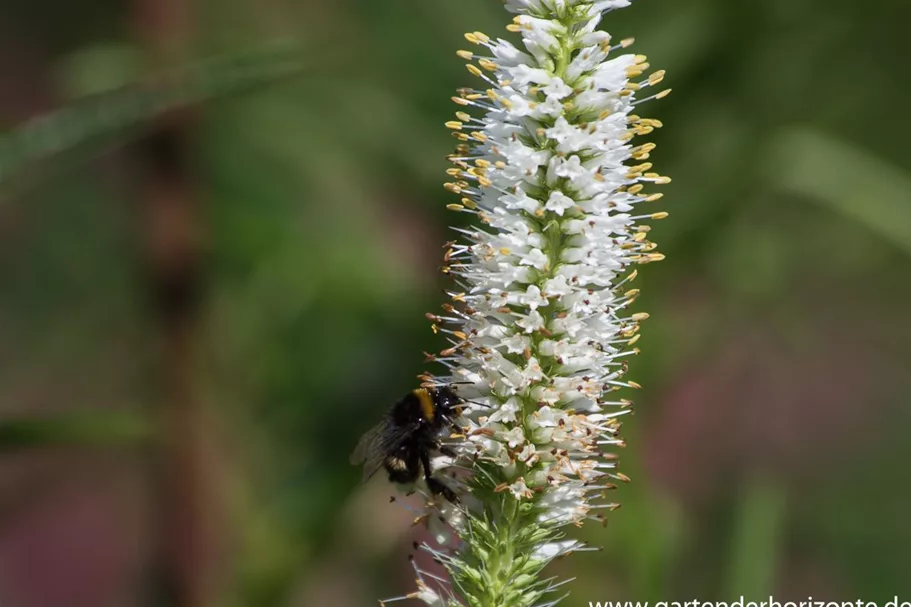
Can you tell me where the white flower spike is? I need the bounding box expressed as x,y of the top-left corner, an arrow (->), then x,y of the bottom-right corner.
400,1 -> 670,605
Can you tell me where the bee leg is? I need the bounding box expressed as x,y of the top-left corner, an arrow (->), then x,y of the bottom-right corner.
438,445 -> 458,458
420,450 -> 459,504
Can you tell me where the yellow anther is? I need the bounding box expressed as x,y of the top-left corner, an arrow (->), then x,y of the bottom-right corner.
628,184 -> 644,194
478,58 -> 498,71
457,50 -> 474,60
631,312 -> 650,321
472,31 -> 490,44
444,183 -> 462,193
499,248 -> 511,255
464,33 -> 481,44
656,88 -> 672,99
628,334 -> 641,346
453,132 -> 469,141
466,93 -> 484,100
454,331 -> 469,341
633,232 -> 647,242
452,96 -> 470,106
456,111 -> 471,122
649,70 -> 666,85
627,270 -> 639,281
446,168 -> 462,177
467,64 -> 483,78
461,198 -> 477,209
627,382 -> 642,391
625,289 -> 640,298
471,132 -> 487,142
621,37 -> 635,48
446,204 -> 465,211
506,23 -> 522,32
475,159 -> 491,168
645,193 -> 664,202
478,176 -> 493,188
651,211 -> 669,220
640,119 -> 663,128
445,121 -> 463,130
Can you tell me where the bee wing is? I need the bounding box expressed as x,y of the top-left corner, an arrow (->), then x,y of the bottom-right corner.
350,420 -> 386,465
350,418 -> 420,482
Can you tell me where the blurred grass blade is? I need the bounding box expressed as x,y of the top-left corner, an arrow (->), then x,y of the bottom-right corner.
0,410 -> 152,450
769,127 -> 911,255
0,41 -> 313,188
725,479 -> 787,600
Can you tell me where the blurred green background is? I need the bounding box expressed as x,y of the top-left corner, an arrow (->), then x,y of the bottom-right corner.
2,0 -> 911,606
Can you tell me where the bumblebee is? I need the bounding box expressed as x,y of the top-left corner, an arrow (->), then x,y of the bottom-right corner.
350,386 -> 463,503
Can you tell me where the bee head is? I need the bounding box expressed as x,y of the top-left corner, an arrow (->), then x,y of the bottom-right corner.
432,386 -> 464,418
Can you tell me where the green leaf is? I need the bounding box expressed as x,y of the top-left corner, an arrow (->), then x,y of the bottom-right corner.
0,41 -> 314,189
0,410 -> 152,450
768,127 -> 911,256
725,479 -> 787,600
